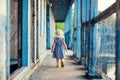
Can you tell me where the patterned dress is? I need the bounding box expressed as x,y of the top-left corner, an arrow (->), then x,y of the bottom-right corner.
52,37 -> 65,59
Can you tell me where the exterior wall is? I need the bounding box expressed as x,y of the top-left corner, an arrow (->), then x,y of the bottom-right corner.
38,1 -> 55,54
38,0 -> 47,55
0,0 -> 9,80
10,0 -> 18,59
0,0 -> 55,79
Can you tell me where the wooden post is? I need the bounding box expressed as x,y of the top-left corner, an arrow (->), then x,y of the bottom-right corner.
81,0 -> 86,65
116,0 -> 120,80
88,0 -> 98,76
85,0 -> 90,68
65,5 -> 72,49
46,5 -> 51,49
22,0 -> 29,66
73,0 -> 77,57
73,0 -> 81,61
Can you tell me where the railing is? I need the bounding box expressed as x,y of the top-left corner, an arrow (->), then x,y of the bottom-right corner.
83,2 -> 116,80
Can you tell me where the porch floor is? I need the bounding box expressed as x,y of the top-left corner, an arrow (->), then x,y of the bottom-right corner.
27,50 -> 89,80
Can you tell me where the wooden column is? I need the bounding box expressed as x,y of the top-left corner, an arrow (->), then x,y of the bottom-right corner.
22,0 -> 29,66
46,5 -> 51,49
81,0 -> 86,65
73,0 -> 81,61
85,0 -> 90,68
65,5 -> 72,49
88,0 -> 98,76
116,0 -> 120,80
73,0 -> 77,57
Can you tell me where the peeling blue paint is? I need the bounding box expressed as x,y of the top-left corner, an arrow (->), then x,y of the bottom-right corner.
73,0 -> 81,59
81,0 -> 86,65
88,0 -> 98,76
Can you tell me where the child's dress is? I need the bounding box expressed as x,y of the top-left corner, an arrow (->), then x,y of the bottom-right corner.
52,37 -> 65,58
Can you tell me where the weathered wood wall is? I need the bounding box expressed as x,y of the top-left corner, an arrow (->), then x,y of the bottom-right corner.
0,0 -> 9,80
10,0 -> 18,59
116,0 -> 120,80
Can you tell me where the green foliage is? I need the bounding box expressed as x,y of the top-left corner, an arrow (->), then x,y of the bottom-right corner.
55,22 -> 64,32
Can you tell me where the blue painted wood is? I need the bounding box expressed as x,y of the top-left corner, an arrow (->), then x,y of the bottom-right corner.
46,5 -> 51,49
73,0 -> 77,57
65,5 -> 72,49
49,0 -> 72,22
116,0 -> 120,80
81,0 -> 86,65
22,0 -> 28,66
85,28 -> 89,68
88,0 -> 98,76
85,0 -> 90,69
76,0 -> 81,58
73,0 -> 81,60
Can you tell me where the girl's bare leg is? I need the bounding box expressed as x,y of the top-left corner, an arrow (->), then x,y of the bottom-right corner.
56,58 -> 59,65
56,58 -> 61,68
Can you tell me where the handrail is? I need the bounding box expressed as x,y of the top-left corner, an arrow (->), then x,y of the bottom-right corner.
93,2 -> 116,24
82,2 -> 116,26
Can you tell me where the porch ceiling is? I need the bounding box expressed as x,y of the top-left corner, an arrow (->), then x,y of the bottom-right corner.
49,0 -> 73,22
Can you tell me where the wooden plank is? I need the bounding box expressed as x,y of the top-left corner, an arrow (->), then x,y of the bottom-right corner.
81,0 -> 86,65
22,0 -> 28,66
73,0 -> 81,59
116,0 -> 120,80
88,0 -> 98,76
46,5 -> 51,49
84,0 -> 90,69
93,2 -> 116,24
82,2 -> 116,26
65,5 -> 72,49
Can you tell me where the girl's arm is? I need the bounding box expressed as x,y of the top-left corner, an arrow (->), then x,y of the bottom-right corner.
63,41 -> 68,51
51,41 -> 56,53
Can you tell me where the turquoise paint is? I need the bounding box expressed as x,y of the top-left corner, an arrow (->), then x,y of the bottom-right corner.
73,0 -> 77,57
85,28 -> 89,68
46,5 -> 51,49
88,0 -> 98,76
85,0 -> 90,68
22,0 -> 28,66
73,0 -> 81,60
81,0 -> 86,65
65,5 -> 72,49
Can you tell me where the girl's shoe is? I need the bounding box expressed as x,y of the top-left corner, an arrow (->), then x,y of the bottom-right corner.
56,64 -> 61,68
61,61 -> 64,67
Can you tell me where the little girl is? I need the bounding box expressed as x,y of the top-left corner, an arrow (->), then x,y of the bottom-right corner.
51,29 -> 67,68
